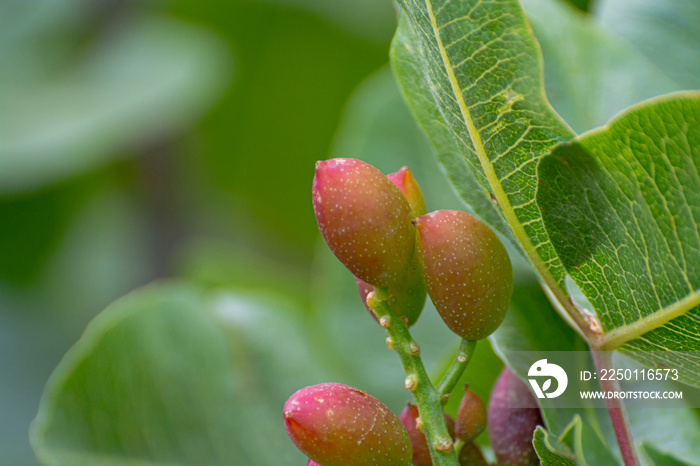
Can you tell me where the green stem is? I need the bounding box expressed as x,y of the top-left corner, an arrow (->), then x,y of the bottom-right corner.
369,287 -> 459,466
453,439 -> 465,456
436,339 -> 477,395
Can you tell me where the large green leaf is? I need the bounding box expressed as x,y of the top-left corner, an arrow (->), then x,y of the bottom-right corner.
0,16 -> 229,194
537,94 -> 700,378
30,282 -> 323,465
390,0 -> 587,333
390,16 -> 511,237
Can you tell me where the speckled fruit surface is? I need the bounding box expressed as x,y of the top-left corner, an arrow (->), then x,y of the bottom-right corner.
413,210 -> 513,340
488,368 -> 543,466
284,383 -> 412,466
313,158 -> 414,287
454,386 -> 486,442
457,441 -> 488,466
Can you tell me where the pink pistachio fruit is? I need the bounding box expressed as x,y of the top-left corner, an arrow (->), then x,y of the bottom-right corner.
413,210 -> 513,340
398,403 -> 455,466
455,385 -> 487,442
488,368 -> 543,466
358,165 -> 427,326
312,158 -> 414,287
306,460 -> 322,466
284,383 -> 412,466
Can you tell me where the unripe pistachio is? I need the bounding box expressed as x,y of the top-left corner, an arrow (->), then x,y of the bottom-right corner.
457,441 -> 488,466
386,166 -> 427,218
413,210 -> 513,340
357,166 -> 427,325
488,368 -> 543,466
398,403 -> 455,466
455,385 -> 487,442
284,383 -> 412,466
313,158 -> 414,287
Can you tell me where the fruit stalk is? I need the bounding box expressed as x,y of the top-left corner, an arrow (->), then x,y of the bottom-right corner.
436,339 -> 476,395
369,287 -> 460,466
591,350 -> 639,466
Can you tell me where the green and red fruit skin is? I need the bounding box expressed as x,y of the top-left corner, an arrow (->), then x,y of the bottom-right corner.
358,165 -> 427,326
488,368 -> 543,466
455,385 -> 487,442
356,265 -> 425,326
312,158 -> 414,287
283,383 -> 412,466
413,210 -> 513,340
398,403 -> 455,466
457,441 -> 488,466
386,166 -> 427,219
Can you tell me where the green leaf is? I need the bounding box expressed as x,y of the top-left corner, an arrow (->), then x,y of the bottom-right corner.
390,0 -> 584,332
390,16 -> 510,237
30,282 -> 322,465
537,94 -> 700,378
533,425 -> 575,466
0,16 -> 230,194
534,415 -> 621,466
601,387 -> 700,466
532,417 -> 581,466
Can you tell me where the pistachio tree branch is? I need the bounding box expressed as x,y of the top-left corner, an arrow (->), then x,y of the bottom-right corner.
369,287 -> 459,466
591,350 -> 639,466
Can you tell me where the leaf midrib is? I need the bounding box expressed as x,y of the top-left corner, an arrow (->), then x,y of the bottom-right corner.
422,0 -> 592,340
601,289 -> 700,350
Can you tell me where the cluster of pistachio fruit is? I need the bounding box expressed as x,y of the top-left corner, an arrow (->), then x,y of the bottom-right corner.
283,158 -> 542,465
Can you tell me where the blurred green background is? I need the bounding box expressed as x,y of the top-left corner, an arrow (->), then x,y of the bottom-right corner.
0,0 -> 427,463
4,0 -> 698,464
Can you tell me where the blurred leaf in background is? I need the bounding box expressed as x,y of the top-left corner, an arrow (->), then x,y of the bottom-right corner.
1,0 -> 399,464
163,0 -> 390,260
30,282 -> 326,466
0,0 -> 231,193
